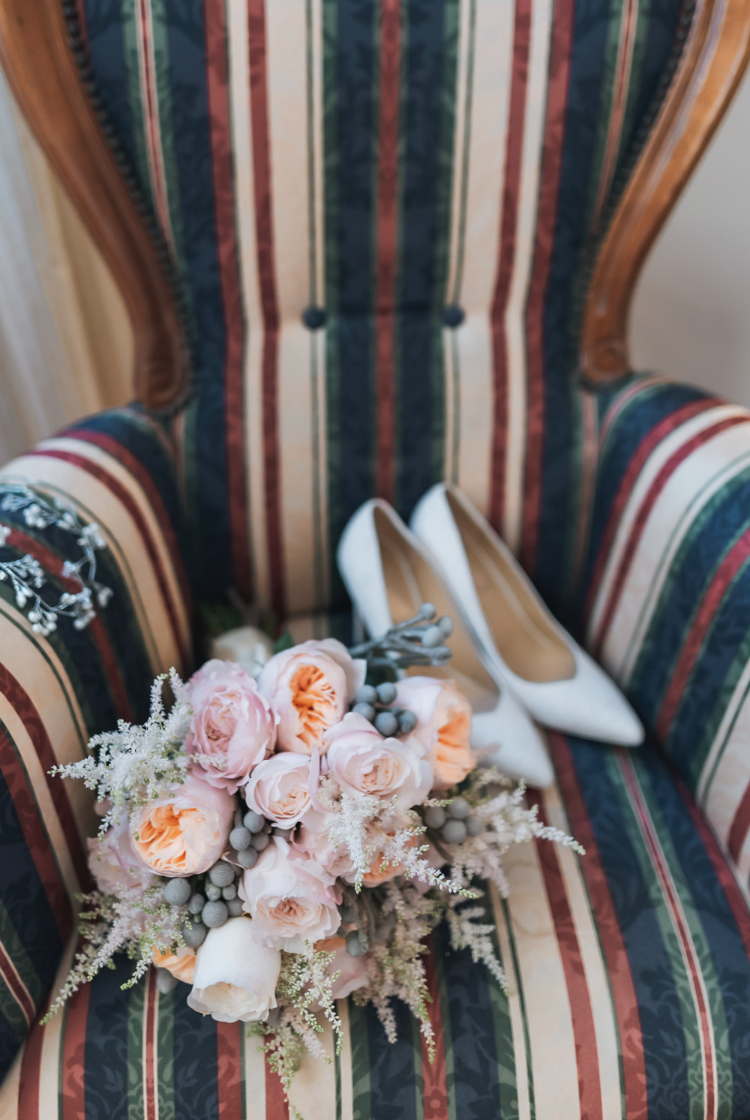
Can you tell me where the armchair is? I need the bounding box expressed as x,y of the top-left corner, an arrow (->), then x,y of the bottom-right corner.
0,0 -> 749,1116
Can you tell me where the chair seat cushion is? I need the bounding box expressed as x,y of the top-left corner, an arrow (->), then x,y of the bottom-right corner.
2,735 -> 749,1120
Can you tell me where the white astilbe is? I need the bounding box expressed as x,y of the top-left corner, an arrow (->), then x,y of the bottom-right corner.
446,895 -> 507,989
51,668 -> 191,834
42,882 -> 186,1023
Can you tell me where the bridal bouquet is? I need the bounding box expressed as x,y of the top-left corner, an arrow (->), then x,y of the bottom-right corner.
47,606 -> 579,1103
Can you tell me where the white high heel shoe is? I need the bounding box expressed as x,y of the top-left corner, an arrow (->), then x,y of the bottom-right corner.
337,498 -> 555,787
410,484 -> 644,746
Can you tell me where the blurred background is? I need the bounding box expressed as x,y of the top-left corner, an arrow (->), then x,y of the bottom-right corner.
0,66 -> 748,467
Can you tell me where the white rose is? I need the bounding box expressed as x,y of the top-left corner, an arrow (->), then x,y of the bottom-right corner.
245,753 -> 313,827
187,918 -> 281,1023
324,712 -> 433,808
238,837 -> 340,952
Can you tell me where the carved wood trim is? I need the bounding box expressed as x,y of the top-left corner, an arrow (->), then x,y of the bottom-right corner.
582,0 -> 750,385
0,0 -> 189,411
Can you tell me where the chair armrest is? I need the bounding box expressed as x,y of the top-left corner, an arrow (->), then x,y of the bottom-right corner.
0,406 -> 191,1078
583,377 -> 750,879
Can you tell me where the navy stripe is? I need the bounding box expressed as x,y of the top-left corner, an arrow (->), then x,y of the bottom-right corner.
84,959 -> 131,1120
325,0 -> 379,609
82,0 -> 140,182
366,997 -> 420,1120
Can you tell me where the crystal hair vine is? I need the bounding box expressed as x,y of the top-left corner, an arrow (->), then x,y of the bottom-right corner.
0,481 -> 113,636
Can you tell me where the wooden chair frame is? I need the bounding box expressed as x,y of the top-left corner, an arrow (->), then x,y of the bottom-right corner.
1,0 -> 749,404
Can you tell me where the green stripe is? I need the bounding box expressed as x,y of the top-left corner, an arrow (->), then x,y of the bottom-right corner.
500,896 -> 536,1120
619,0 -> 655,177
127,979 -> 146,1120
122,0 -> 154,210
0,974 -> 30,1042
631,755 -> 732,1110
348,998 -> 372,1120
0,892 -> 44,1007
609,754 -> 705,1119
157,986 -> 176,1120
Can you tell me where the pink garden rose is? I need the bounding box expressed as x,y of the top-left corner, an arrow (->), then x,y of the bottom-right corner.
324,712 -> 433,808
257,639 -> 365,755
185,659 -> 278,792
245,753 -> 313,827
395,676 -> 475,790
129,772 -> 234,877
294,808 -> 357,880
238,838 -> 340,952
88,816 -> 154,896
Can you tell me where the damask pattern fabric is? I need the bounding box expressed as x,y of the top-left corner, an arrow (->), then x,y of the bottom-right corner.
1,733 -> 749,1120
77,0 -> 682,617
0,407 -> 191,1079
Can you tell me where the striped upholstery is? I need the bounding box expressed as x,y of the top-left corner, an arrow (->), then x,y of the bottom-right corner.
0,408 -> 191,1078
2,734 -> 750,1119
2,0 -> 750,1114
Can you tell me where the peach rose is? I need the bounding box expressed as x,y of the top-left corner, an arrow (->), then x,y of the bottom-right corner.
187,918 -> 281,1023
395,677 -> 475,790
314,936 -> 369,1000
257,639 -> 365,755
245,753 -> 313,827
88,816 -> 155,896
324,712 -> 433,808
185,659 -> 278,792
239,838 -> 340,952
153,945 -> 196,984
360,817 -> 418,887
129,772 -> 234,877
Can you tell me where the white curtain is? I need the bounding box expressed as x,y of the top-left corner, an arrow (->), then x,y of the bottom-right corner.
0,69 -> 133,466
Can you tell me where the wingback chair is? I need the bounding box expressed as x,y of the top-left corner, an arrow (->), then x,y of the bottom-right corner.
0,0 -> 750,1116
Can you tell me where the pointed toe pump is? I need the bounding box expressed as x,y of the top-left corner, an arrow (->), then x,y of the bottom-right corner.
410,484 -> 644,747
337,499 -> 555,788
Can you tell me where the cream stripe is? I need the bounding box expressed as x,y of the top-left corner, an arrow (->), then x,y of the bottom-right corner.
585,405 -> 749,658
444,0 -> 474,305
337,997 -> 355,1120
502,0 -> 555,551
448,0 -> 514,516
39,938 -> 78,1120
3,443 -> 189,671
502,831 -> 580,1120
0,688 -> 85,897
490,884 -> 532,1120
0,1039 -> 21,1120
242,1025 -> 267,1120
543,784 -> 622,1120
227,0 -> 269,608
699,681 -> 750,853
292,1019 -> 337,1120
699,645 -> 750,805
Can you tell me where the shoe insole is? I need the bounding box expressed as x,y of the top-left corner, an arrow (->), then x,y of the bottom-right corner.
449,499 -> 575,683
374,508 -> 499,713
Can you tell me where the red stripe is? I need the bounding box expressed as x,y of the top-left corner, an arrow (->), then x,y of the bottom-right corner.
528,788 -> 603,1120
216,1021 -> 243,1119
374,0 -> 402,504
0,663 -> 89,888
204,2 -> 253,604
61,982 -> 91,1120
583,398 -> 716,621
549,734 -> 648,1119
655,526 -> 750,742
488,0 -> 532,532
31,447 -> 189,668
264,1050 -> 290,1120
18,1009 -> 44,1120
248,0 -> 285,618
420,939 -> 449,1120
591,415 -> 749,655
0,941 -> 35,1026
0,711 -> 73,939
519,0 -> 576,573
4,525 -> 133,723
64,429 -> 192,620
618,753 -> 716,1118
144,968 -> 158,1120
727,782 -> 750,866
